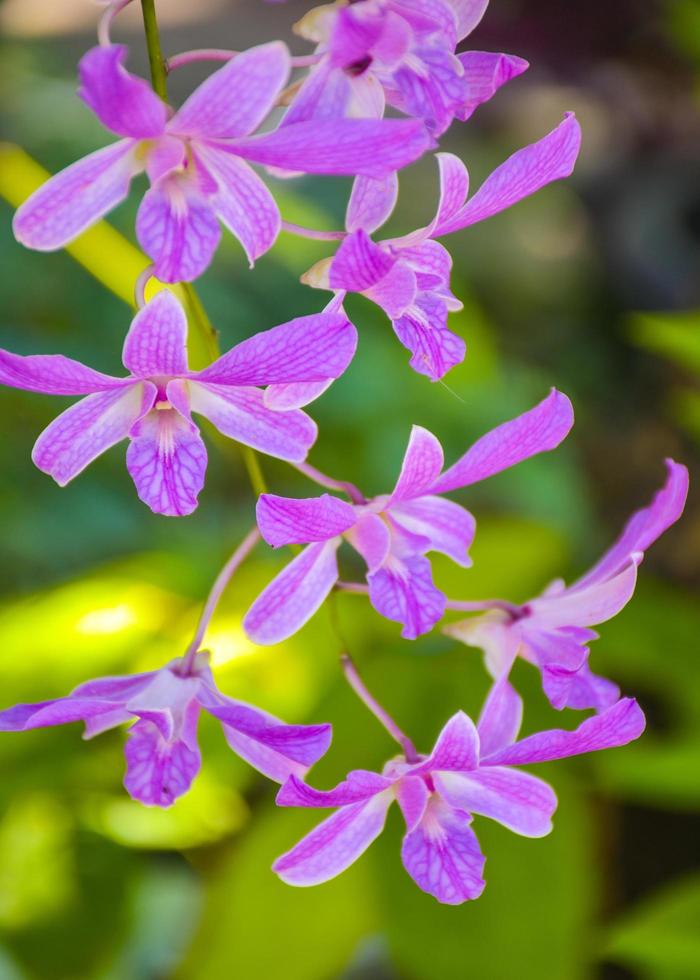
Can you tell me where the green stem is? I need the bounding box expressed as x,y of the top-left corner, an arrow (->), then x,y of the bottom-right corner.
138,0 -> 267,496
140,0 -> 169,101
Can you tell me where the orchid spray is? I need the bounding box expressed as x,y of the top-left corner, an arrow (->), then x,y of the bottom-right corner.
0,0 -> 687,908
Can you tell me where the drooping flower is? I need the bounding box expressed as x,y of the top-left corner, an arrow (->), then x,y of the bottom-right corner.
243,390 -> 573,642
0,290 -> 358,515
290,0 -> 528,134
273,679 -> 645,903
13,43 -> 432,283
302,113 -> 581,379
444,459 -> 689,711
0,651 -> 332,807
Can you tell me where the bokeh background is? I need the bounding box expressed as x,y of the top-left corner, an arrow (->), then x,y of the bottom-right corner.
1,1 -> 699,977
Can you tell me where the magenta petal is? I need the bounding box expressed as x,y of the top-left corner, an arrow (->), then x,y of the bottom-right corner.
365,262 -> 417,319
346,174 -> 399,234
435,113 -> 582,236
367,553 -> 446,639
136,178 -> 221,284
542,660 -> 620,714
276,770 -> 393,808
126,405 -> 207,516
574,459 -> 689,589
435,767 -> 556,837
122,291 -> 188,378
169,42 -> 290,139
392,294 -> 466,380
78,45 -> 167,138
256,493 -> 356,547
0,350 -> 125,395
33,382 -> 154,486
282,60 -> 353,126
432,389 -> 574,494
389,425 -> 444,503
188,383 -> 317,462
455,51 -> 529,121
530,558 -> 640,629
395,775 -> 430,831
476,677 -> 523,757
264,380 -> 333,411
231,118 -> 433,178
450,0 -> 490,40
420,710 -> 480,772
0,697 -> 125,731
346,513 -> 391,572
13,140 -> 137,251
123,715 -> 201,807
390,495 -> 475,566
485,698 -> 646,766
401,799 -> 486,904
330,230 -> 396,292
244,540 -> 341,645
193,311 -> 357,387
273,793 -> 393,886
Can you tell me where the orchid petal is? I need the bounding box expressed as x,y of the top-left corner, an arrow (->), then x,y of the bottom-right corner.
263,380 -> 333,411
0,697 -> 127,731
0,350 -> 125,395
330,230 -> 395,293
276,771 -> 393,808
188,383 -> 317,462
395,775 -> 430,831
346,174 -> 399,234
447,0 -> 489,40
389,425 -> 444,503
392,294 -> 466,380
485,698 -> 646,766
346,513 -> 391,572
244,540 -> 341,644
78,45 -> 167,138
367,553 -> 446,639
14,140 -> 138,250
122,291 -> 188,378
390,495 -> 475,566
420,710 -> 480,772
530,557 -> 641,628
476,677 -> 523,756
435,767 -> 556,837
455,51 -> 529,121
33,382 -> 154,486
541,661 -> 620,714
432,389 -> 574,494
256,493 -> 356,547
365,262 -> 417,319
282,60 -> 353,125
123,712 -> 201,807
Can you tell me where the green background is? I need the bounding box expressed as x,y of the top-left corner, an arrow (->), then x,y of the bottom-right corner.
0,1 -> 698,977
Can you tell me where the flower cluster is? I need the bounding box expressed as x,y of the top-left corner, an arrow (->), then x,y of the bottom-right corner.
0,0 -> 688,906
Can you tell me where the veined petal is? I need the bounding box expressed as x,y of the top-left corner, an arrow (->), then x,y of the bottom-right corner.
390,495 -> 475,566
330,230 -> 396,292
346,513 -> 391,572
123,711 -> 201,807
277,771 -> 393,808
193,311 -> 357,387
476,677 -> 523,756
169,42 -> 290,139
264,380 -> 333,411
0,350 -> 126,395
455,51 -> 529,121
0,696 -> 130,732
78,45 -> 167,138
401,798 -> 485,904
420,710 -> 480,772
484,697 -> 646,766
122,290 -> 189,378
392,294 -> 466,380
126,401 -> 207,516
365,262 -> 417,319
257,493 -> 356,547
529,557 -> 641,628
390,153 -> 469,248
230,118 -> 433,178
573,459 -> 689,589
244,540 -> 341,644
395,775 -> 430,831
188,383 -> 317,462
14,140 -> 138,251
273,792 -> 393,886
32,382 -> 154,486
189,146 -> 280,265
435,113 -> 582,237
435,767 -> 556,837
346,174 -> 399,235
389,425 -> 444,504
541,660 -> 620,714
282,60 -> 353,125
136,177 -> 221,284
367,553 -> 446,639
432,389 -> 574,494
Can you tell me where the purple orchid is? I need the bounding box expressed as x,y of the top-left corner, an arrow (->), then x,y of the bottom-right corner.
0,290 -> 358,516
273,678 -> 645,903
243,390 -> 573,643
13,42 -> 431,283
290,0 -> 527,135
0,651 -> 331,807
445,459 -> 689,711
302,113 -> 582,380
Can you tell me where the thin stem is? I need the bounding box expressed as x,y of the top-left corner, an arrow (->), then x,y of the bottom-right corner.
444,598 -> 521,616
134,263 -> 154,308
241,446 -> 268,496
180,527 -> 261,674
180,282 -> 219,364
281,220 -> 347,242
98,0 -> 134,47
337,581 -> 369,595
341,654 -> 419,762
292,461 -> 365,504
166,48 -> 323,72
140,0 -> 169,101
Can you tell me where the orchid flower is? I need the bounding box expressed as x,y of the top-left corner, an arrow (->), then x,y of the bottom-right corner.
273,676 -> 645,904
302,113 -> 582,379
0,291 -> 358,515
13,42 -> 432,283
243,390 -> 573,643
445,459 -> 689,711
0,651 -> 331,807
290,0 -> 527,134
